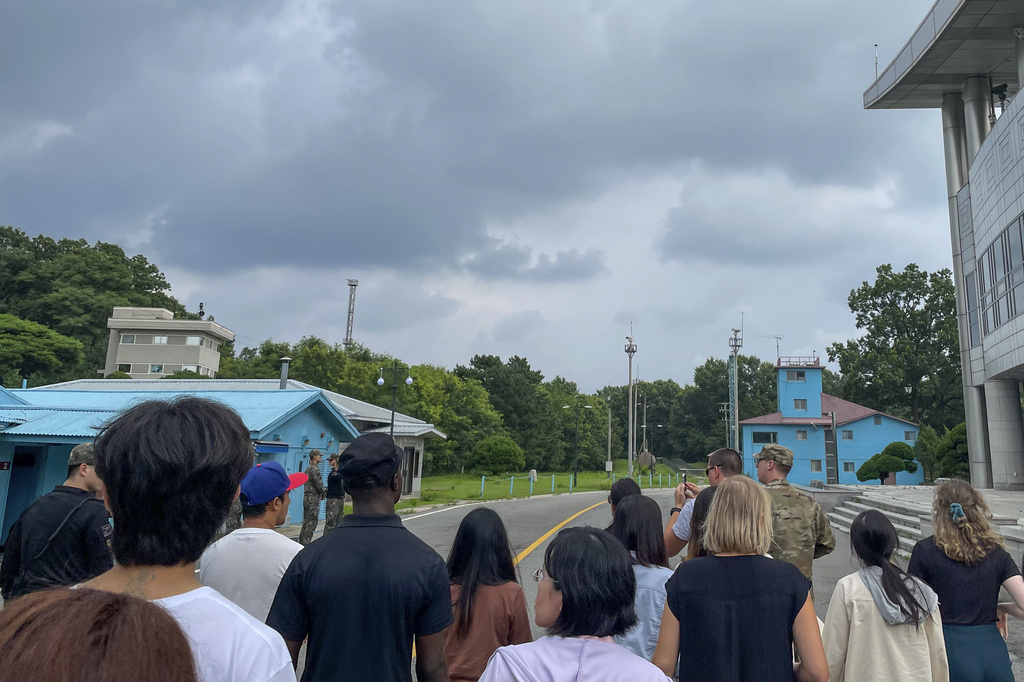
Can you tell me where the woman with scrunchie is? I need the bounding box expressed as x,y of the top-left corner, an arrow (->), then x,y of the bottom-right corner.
909,479 -> 1024,682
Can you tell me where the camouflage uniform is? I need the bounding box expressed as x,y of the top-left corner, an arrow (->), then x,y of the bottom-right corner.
299,455 -> 325,545
757,444 -> 836,582
324,457 -> 344,532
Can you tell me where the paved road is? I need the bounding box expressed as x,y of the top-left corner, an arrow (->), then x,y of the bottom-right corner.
400,489 -> 1024,679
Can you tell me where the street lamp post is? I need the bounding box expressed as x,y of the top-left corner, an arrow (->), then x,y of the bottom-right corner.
377,361 -> 413,437
624,335 -> 637,477
563,401 -> 592,487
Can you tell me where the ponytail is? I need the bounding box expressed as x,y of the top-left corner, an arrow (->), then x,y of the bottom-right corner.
851,510 -> 928,625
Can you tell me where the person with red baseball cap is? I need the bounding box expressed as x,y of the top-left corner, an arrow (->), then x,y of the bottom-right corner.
200,461 -> 308,623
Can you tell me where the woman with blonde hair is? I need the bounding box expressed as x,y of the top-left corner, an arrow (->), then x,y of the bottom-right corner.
651,476 -> 828,682
909,479 -> 1024,682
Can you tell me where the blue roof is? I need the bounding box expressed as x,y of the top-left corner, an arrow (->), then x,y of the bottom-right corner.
0,407 -> 120,438
0,386 -> 27,406
6,389 -> 360,440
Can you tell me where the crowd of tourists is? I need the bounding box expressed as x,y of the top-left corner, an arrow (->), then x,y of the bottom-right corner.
0,396 -> 1023,682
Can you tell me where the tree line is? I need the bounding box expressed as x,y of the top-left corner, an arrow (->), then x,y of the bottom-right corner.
0,225 -> 973,477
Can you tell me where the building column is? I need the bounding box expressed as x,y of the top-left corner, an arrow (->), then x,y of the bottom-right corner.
1016,30 -> 1024,87
984,380 -> 1024,490
963,76 -> 992,163
943,93 -> 993,487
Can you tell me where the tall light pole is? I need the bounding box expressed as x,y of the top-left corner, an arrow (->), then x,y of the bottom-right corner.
728,328 -> 742,452
376,361 -> 413,437
625,334 -> 637,477
606,402 -> 613,478
563,401 -> 592,487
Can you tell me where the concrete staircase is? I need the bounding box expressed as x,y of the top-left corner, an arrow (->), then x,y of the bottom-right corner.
826,489 -> 1019,559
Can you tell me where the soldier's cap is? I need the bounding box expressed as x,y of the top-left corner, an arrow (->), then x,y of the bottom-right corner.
327,453 -> 340,462
339,433 -> 402,485
239,462 -> 308,506
755,444 -> 794,467
309,449 -> 324,458
68,443 -> 97,467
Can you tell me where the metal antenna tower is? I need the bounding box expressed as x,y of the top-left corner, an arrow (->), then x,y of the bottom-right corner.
343,279 -> 359,348
727,328 -> 743,452
764,335 -> 784,360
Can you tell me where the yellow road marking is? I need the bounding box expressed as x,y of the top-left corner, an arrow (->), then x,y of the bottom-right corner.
513,501 -> 605,565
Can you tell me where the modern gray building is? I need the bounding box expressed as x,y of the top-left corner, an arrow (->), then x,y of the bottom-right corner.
866,0 -> 1024,489
102,307 -> 234,378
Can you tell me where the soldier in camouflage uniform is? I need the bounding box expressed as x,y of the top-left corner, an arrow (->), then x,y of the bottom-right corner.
299,450 -> 325,545
754,444 -> 835,582
324,453 -> 345,531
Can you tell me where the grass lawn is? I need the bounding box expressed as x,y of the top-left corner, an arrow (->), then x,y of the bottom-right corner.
412,459 -> 709,506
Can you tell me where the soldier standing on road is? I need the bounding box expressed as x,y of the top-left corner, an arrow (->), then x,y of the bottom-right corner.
754,443 -> 835,583
325,453 -> 345,531
300,450 -> 325,545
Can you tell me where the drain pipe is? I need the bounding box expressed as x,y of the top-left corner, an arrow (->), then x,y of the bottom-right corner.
279,357 -> 292,390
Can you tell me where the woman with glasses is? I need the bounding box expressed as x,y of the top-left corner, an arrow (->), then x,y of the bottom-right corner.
445,508 -> 533,682
652,476 -> 829,682
479,527 -> 670,682
609,495 -> 674,660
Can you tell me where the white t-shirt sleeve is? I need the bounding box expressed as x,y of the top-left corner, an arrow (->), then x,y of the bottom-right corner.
672,499 -> 695,542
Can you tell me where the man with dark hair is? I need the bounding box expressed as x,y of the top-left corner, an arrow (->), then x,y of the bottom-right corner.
84,397 -> 295,682
267,433 -> 452,682
299,450 -> 325,545
324,453 -> 344,531
754,443 -> 835,582
200,461 -> 307,622
664,448 -> 743,557
0,443 -> 113,599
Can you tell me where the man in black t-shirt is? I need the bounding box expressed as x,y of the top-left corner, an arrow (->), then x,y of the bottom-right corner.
0,443 -> 113,599
324,453 -> 344,531
267,433 -> 452,682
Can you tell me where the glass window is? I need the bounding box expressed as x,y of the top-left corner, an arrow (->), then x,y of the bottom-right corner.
182,364 -> 199,373
979,250 -> 989,295
810,460 -> 823,473
794,399 -> 807,410
874,415 -> 882,425
995,238 -> 1007,283
905,431 -> 916,441
186,336 -> 203,346
966,272 -> 978,311
117,364 -> 131,373
796,430 -> 807,441
752,432 -> 778,444
841,430 -> 854,440
135,334 -> 153,345
1010,224 -> 1024,271
153,335 -> 168,345
149,364 -> 164,374
843,462 -> 855,472
120,334 -> 135,344
786,370 -> 805,382
167,335 -> 186,345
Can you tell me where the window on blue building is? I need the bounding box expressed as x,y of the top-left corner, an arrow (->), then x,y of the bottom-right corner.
904,431 -> 915,441
796,430 -> 807,440
810,460 -> 823,473
752,432 -> 778,444
841,430 -> 853,440
794,399 -> 807,411
874,415 -> 882,425
786,370 -> 806,382
843,462 -> 855,472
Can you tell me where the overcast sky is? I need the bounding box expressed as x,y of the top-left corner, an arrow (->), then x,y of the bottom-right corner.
1,0 -> 952,392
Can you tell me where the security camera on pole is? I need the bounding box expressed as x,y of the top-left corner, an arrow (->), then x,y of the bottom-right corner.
624,332 -> 637,477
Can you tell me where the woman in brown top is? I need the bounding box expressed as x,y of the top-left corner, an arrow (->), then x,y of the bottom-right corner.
445,507 -> 533,681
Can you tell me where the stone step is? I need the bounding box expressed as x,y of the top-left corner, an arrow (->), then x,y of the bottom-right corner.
856,492 -> 1018,526
827,511 -> 915,558
840,501 -> 923,529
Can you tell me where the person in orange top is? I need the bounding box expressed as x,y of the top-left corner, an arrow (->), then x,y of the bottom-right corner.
445,508 -> 533,681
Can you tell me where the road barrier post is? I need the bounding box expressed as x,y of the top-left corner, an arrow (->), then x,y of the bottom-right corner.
551,474 -> 555,492
480,476 -> 485,498
510,477 -> 514,496
530,476 -> 534,495
659,474 -> 662,487
569,475 -> 573,492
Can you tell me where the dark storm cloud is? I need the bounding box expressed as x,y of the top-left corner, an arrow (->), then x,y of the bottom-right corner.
462,242 -> 605,282
0,0 -> 942,279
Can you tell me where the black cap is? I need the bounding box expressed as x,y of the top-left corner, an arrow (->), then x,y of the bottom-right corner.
339,433 -> 402,486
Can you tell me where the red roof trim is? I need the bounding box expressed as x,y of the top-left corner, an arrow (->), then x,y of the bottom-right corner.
739,393 -> 918,427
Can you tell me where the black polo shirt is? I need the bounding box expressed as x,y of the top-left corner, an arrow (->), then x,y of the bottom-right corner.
267,513 -> 452,682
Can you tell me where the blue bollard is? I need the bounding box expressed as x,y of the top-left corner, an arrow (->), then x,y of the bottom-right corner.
612,473 -> 616,483
551,474 -> 555,492
480,476 -> 485,498
659,474 -> 663,487
530,476 -> 534,495
569,476 -> 573,492
649,472 -> 653,487
510,477 -> 514,496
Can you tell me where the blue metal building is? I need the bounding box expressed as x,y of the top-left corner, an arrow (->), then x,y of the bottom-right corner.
0,385 -> 360,542
740,357 -> 922,487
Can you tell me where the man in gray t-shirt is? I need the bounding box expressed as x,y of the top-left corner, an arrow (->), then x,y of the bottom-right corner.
664,448 -> 742,557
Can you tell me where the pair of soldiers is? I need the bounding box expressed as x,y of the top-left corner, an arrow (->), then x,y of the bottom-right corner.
299,450 -> 346,545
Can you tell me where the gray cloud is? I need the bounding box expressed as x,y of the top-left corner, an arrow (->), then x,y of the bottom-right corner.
462,242 -> 605,282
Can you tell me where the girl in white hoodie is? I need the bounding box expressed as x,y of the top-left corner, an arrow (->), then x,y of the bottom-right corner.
822,510 -> 948,682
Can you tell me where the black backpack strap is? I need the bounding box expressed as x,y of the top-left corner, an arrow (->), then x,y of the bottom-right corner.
29,497 -> 91,562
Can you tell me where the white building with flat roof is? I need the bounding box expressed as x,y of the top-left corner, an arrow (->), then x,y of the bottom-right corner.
865,0 -> 1024,489
102,307 -> 234,378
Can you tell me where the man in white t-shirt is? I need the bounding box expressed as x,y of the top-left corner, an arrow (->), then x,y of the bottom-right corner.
201,461 -> 307,622
83,397 -> 297,682
663,448 -> 743,557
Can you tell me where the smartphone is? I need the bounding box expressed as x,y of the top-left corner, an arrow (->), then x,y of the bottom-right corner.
683,473 -> 687,486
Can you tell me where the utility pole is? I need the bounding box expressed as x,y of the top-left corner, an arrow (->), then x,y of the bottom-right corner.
624,332 -> 637,477
344,279 -> 359,348
727,328 -> 742,452
606,402 -> 613,478
376,362 -> 412,437
563,401 -> 592,487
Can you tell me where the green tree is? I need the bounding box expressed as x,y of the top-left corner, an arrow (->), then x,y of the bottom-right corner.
104,371 -> 133,379
827,264 -> 964,431
0,314 -> 84,386
935,422 -> 970,479
0,227 -> 190,373
881,441 -> 919,475
914,424 -> 941,482
857,453 -> 908,484
470,435 -> 525,475
162,370 -> 208,379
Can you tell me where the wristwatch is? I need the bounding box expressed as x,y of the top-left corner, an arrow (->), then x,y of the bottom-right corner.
670,507 -> 682,515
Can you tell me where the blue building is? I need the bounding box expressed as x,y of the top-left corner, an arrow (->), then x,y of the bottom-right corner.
740,357 -> 922,486
0,385 -> 361,542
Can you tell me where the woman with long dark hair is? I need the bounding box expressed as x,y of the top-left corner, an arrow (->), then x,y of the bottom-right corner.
685,486 -> 717,561
822,510 -> 946,681
909,479 -> 1024,682
609,495 -> 674,660
445,508 -> 532,682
